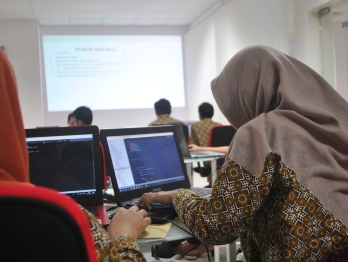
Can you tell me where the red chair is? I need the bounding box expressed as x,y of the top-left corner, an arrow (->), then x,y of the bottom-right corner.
0,183 -> 98,262
100,141 -> 110,189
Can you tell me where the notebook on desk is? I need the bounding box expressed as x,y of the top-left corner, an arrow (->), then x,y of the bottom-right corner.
25,126 -> 110,226
168,122 -> 225,159
99,126 -> 212,212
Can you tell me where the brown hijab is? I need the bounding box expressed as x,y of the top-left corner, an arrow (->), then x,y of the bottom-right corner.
0,49 -> 29,183
211,45 -> 348,226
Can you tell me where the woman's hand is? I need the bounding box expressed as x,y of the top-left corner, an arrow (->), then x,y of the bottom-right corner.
108,206 -> 151,240
188,144 -> 202,152
136,191 -> 177,211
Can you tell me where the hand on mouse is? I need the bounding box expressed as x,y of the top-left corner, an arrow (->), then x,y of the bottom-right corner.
136,191 -> 177,211
108,205 -> 151,240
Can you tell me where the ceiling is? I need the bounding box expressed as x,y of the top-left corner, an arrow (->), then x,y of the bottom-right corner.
0,0 -> 223,26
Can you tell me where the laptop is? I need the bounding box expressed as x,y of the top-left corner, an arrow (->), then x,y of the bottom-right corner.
100,125 -> 212,211
25,126 -> 109,226
168,122 -> 225,159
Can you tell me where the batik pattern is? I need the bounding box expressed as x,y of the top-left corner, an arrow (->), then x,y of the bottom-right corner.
148,114 -> 181,126
190,118 -> 221,146
82,208 -> 146,262
173,153 -> 348,261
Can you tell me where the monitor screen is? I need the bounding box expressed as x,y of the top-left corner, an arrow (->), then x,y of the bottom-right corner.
106,132 -> 186,193
27,134 -> 97,196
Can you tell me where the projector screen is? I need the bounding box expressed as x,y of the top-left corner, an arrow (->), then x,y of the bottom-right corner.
42,35 -> 185,112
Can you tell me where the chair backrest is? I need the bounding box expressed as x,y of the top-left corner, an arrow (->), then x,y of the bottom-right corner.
208,125 -> 236,147
182,124 -> 190,144
0,184 -> 98,262
208,125 -> 237,166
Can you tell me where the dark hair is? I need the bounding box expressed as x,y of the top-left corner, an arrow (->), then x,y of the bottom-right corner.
73,106 -> 93,125
154,99 -> 171,115
67,113 -> 74,122
199,102 -> 214,119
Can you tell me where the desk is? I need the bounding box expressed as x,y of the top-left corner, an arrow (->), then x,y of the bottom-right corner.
184,156 -> 222,186
105,157 -> 238,262
137,217 -> 192,247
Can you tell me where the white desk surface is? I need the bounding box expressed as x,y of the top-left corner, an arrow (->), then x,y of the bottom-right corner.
183,155 -> 223,164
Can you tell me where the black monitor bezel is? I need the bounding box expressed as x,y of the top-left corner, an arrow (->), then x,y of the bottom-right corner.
25,126 -> 103,207
100,126 -> 190,206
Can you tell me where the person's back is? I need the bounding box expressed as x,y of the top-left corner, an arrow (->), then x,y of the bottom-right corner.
73,106 -> 93,126
148,98 -> 181,126
190,102 -> 221,147
137,46 -> 348,261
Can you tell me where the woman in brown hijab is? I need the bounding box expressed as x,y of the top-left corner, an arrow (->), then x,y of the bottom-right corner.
0,49 -> 150,262
138,46 -> 348,261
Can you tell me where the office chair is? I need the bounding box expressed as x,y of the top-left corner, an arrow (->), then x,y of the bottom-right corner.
208,125 -> 236,166
100,141 -> 111,189
0,183 -> 98,262
195,125 -> 237,178
208,125 -> 236,147
182,123 -> 190,144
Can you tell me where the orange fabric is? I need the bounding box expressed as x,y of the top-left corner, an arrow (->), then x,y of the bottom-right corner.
0,50 -> 29,183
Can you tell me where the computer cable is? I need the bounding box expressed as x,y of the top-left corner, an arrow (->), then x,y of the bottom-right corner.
106,205 -> 118,212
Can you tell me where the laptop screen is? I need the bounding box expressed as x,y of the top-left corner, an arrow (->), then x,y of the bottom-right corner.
26,126 -> 103,206
101,126 -> 191,205
106,132 -> 185,192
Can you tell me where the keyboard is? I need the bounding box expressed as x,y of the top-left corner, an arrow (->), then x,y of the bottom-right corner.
108,208 -> 176,224
190,187 -> 212,196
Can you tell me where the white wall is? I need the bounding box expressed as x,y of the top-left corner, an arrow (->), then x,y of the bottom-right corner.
334,21 -> 348,100
0,21 -> 43,128
184,0 -> 288,124
0,23 -> 190,128
293,0 -> 329,74
0,0 -> 334,128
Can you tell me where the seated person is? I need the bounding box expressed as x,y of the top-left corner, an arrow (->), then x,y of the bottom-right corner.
148,98 -> 181,126
138,46 -> 348,261
67,113 -> 76,127
190,103 -> 222,178
190,102 -> 221,147
170,142 -> 230,257
73,106 -> 93,126
0,49 -> 150,262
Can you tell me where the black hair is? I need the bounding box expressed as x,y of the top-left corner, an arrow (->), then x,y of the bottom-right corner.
199,102 -> 214,119
73,106 -> 93,125
67,113 -> 74,122
154,98 -> 171,115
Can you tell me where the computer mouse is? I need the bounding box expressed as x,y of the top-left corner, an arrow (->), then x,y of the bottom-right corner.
184,255 -> 198,260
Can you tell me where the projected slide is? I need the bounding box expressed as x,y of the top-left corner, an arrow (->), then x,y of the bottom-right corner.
42,35 -> 185,111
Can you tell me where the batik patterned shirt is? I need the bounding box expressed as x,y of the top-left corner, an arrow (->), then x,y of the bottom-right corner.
82,208 -> 146,262
148,114 -> 181,126
173,153 -> 348,261
190,118 -> 221,146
